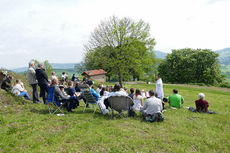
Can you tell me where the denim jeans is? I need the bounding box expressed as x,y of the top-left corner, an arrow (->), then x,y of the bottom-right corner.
19,91 -> 31,99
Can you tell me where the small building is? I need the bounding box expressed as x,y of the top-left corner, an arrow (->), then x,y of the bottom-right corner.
81,69 -> 107,82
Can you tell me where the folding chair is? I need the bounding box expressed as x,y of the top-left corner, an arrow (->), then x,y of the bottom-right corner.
47,87 -> 65,114
108,96 -> 134,118
82,89 -> 98,113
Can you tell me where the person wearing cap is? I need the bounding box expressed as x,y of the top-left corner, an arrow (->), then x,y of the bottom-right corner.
35,63 -> 49,104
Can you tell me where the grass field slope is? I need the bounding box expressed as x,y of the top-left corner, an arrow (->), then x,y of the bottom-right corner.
0,73 -> 230,152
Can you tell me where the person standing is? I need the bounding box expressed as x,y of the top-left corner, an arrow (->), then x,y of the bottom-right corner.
27,61 -> 40,103
156,76 -> 164,99
35,63 -> 49,104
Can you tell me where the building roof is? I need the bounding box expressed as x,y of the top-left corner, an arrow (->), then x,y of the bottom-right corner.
82,69 -> 107,76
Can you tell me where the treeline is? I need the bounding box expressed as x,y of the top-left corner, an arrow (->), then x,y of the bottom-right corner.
81,16 -> 227,87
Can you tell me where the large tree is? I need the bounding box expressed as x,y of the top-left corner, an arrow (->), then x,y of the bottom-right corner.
158,48 -> 224,85
84,16 -> 156,86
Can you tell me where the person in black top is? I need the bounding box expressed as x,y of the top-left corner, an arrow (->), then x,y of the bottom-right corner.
1,75 -> 13,92
35,63 -> 49,104
128,88 -> 135,99
71,74 -> 76,82
75,82 -> 81,92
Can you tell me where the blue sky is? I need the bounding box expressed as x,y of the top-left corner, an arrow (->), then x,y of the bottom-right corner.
0,0 -> 229,68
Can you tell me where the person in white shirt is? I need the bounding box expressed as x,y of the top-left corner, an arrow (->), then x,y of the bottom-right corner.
133,88 -> 143,111
104,83 -> 128,109
51,72 -> 58,81
12,80 -> 31,100
140,90 -> 164,122
156,76 -> 164,99
96,84 -> 103,95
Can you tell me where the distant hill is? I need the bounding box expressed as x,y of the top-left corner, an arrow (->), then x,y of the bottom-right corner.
155,50 -> 168,59
216,47 -> 230,65
11,63 -> 78,73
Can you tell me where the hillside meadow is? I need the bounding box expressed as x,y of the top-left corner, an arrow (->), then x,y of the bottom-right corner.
0,73 -> 230,152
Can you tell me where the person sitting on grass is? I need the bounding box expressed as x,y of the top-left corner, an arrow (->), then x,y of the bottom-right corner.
1,75 -> 14,92
188,93 -> 216,114
133,88 -> 143,111
168,89 -> 184,108
11,80 -> 31,100
140,90 -> 164,122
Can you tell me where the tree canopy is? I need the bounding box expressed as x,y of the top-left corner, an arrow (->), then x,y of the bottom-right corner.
158,48 -> 224,85
84,16 -> 156,86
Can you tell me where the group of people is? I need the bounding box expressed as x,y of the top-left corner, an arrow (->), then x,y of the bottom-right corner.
0,61 -> 214,119
1,74 -> 32,100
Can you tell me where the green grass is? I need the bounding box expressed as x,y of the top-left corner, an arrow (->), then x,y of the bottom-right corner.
0,76 -> 230,152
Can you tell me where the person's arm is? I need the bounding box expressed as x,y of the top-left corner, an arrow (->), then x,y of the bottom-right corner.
42,70 -> 49,82
91,88 -> 99,98
181,96 -> 184,104
140,96 -> 143,106
141,99 -> 148,111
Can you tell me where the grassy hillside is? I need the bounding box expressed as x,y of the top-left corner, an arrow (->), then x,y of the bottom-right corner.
0,73 -> 230,152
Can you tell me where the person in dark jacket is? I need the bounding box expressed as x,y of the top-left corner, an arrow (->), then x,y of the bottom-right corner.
51,78 -> 76,112
35,63 -> 49,104
1,75 -> 13,92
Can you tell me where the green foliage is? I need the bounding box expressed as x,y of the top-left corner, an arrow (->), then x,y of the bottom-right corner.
158,48 -> 224,85
84,16 -> 156,86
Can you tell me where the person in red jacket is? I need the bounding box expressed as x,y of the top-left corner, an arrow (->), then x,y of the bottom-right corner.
189,93 -> 216,114
195,93 -> 209,112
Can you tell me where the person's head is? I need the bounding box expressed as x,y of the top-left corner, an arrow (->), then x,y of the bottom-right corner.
149,90 -> 155,97
130,88 -> 134,94
105,86 -> 110,92
75,82 -> 79,86
38,63 -> 44,69
173,89 -> 178,94
51,72 -> 56,76
124,87 -> 127,91
135,88 -> 141,96
100,87 -> 105,96
52,78 -> 59,85
15,79 -> 20,84
29,60 -> 35,68
114,83 -> 121,92
62,72 -> 65,75
59,86 -> 65,92
98,84 -> 103,89
68,81 -> 73,87
8,75 -> 14,80
88,81 -> 93,87
72,73 -> 75,76
198,93 -> 205,99
157,76 -> 161,79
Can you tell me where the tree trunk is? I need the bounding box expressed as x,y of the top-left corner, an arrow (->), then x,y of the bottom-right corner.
133,75 -> 136,81
118,70 -> 123,88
